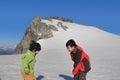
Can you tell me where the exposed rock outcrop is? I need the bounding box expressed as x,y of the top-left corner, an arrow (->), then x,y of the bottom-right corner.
45,16 -> 73,23
57,22 -> 68,31
15,17 -> 54,54
15,16 -> 69,54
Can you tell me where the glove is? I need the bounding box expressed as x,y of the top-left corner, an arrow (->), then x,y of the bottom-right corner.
72,69 -> 78,75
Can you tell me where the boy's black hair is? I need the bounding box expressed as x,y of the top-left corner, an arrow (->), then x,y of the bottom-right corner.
30,40 -> 36,45
29,40 -> 41,51
66,39 -> 77,47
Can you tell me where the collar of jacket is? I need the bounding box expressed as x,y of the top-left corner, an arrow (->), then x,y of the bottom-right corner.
27,50 -> 36,57
72,47 -> 78,53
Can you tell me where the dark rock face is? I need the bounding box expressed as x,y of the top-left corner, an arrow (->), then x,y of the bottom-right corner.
45,16 -> 73,23
57,22 -> 68,31
15,16 -> 68,54
44,17 -> 52,21
15,17 -> 53,54
48,24 -> 58,31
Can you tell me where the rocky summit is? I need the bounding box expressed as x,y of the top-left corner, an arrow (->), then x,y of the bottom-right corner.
15,16 -> 70,54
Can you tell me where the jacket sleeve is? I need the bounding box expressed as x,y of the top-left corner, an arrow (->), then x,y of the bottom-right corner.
23,55 -> 33,73
72,50 -> 82,75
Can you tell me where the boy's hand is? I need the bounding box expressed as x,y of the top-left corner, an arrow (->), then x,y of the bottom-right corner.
25,72 -> 29,75
72,69 -> 78,75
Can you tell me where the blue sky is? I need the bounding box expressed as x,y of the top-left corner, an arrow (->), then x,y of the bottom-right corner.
0,0 -> 120,47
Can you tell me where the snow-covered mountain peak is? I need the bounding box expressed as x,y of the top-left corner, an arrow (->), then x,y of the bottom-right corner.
15,16 -> 120,54
0,16 -> 120,80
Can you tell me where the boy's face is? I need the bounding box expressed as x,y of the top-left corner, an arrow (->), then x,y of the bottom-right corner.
35,51 -> 40,54
66,46 -> 75,52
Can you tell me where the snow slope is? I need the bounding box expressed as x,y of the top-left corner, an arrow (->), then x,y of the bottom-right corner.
0,19 -> 120,80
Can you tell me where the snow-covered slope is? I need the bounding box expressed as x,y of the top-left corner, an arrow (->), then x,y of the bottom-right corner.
0,19 -> 120,80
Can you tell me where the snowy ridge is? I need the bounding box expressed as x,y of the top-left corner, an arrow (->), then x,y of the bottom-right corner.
42,19 -> 68,31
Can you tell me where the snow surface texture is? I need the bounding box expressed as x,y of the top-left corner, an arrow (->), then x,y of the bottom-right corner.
0,19 -> 120,80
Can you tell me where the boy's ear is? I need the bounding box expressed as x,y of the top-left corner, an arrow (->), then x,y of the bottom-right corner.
32,49 -> 36,52
72,46 -> 76,49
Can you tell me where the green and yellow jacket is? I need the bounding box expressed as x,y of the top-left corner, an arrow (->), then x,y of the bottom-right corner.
21,50 -> 36,74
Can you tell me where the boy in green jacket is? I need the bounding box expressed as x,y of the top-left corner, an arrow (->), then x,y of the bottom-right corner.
21,41 -> 41,80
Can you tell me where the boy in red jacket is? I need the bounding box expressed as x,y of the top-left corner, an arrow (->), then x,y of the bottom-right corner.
66,39 -> 91,80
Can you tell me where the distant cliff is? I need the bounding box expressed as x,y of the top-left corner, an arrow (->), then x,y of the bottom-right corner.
15,16 -> 70,54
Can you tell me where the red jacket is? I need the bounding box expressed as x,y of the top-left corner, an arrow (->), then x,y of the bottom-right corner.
70,46 -> 91,75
